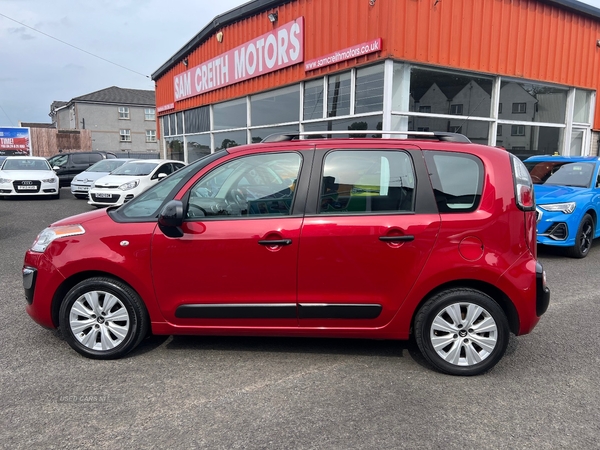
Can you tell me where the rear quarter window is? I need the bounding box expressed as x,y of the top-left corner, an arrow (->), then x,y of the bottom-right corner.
424,151 -> 484,213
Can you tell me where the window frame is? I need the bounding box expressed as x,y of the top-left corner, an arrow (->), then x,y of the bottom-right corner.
118,107 -> 130,120
120,129 -> 131,142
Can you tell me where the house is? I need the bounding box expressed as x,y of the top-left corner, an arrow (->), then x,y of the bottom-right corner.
49,86 -> 158,154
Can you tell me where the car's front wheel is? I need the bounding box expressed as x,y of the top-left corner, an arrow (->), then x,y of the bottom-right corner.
414,289 -> 509,376
59,277 -> 148,359
566,213 -> 594,258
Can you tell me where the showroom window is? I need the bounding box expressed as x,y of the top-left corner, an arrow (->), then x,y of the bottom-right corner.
186,134 -> 211,162
355,64 -> 384,114
328,71 -> 352,117
184,107 -> 210,134
213,98 -> 247,130
304,79 -> 324,120
251,85 -> 300,126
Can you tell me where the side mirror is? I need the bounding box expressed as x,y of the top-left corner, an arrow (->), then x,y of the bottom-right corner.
52,166 -> 60,171
157,173 -> 167,180
158,200 -> 184,237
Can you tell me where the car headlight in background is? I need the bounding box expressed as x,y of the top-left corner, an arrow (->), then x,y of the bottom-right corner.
119,180 -> 140,191
0,178 -> 12,183
41,177 -> 57,183
30,225 -> 85,253
539,202 -> 576,214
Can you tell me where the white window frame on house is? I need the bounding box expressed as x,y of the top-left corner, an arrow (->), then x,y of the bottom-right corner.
450,104 -> 463,115
119,107 -> 130,119
145,108 -> 156,121
146,130 -> 157,143
512,102 -> 527,114
120,129 -> 131,142
511,125 -> 525,136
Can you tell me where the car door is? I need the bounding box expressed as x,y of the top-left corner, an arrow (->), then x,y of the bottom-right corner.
151,148 -> 313,328
297,145 -> 441,329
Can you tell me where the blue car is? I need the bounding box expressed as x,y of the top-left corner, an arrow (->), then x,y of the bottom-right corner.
524,155 -> 600,258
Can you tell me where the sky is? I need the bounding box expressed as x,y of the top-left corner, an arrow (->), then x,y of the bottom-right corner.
1,0 -> 600,125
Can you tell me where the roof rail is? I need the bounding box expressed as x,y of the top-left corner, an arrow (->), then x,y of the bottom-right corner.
260,130 -> 471,143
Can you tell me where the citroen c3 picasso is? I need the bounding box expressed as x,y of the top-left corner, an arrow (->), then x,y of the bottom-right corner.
23,132 -> 549,376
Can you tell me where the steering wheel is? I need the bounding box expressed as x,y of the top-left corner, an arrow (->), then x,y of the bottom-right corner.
187,204 -> 207,218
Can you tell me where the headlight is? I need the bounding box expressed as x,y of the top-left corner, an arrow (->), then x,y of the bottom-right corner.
30,225 -> 85,253
539,202 -> 576,214
42,177 -> 57,183
119,180 -> 140,191
0,178 -> 12,183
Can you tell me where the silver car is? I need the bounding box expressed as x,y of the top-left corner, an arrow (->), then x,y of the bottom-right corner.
70,158 -> 137,199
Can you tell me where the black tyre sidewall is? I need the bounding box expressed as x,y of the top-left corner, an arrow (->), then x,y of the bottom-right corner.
59,277 -> 147,359
415,289 -> 510,376
567,214 -> 593,258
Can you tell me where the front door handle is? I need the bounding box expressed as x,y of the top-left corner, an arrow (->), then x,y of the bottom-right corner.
258,239 -> 292,246
379,235 -> 414,243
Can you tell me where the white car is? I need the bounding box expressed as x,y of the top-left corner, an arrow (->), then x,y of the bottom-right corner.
71,158 -> 137,199
0,156 -> 60,199
88,159 -> 186,207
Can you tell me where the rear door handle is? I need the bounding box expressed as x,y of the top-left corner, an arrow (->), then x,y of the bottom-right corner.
379,235 -> 414,242
258,239 -> 292,246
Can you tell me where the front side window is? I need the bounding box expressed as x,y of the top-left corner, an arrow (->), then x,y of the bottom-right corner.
424,151 -> 483,212
319,150 -> 415,214
119,107 -> 130,119
187,152 -> 302,218
120,129 -> 131,142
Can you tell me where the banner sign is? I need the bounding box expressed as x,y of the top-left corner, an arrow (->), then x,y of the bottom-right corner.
0,127 -> 31,155
304,38 -> 382,71
174,17 -> 304,101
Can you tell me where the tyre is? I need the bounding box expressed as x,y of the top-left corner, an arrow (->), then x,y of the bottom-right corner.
566,213 -> 594,258
59,277 -> 149,359
414,288 -> 509,376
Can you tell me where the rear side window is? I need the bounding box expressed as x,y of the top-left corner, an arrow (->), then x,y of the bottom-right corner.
71,154 -> 90,165
89,154 -> 103,163
319,150 -> 415,214
424,151 -> 483,213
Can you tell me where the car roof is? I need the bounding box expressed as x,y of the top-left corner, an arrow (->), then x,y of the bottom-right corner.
524,155 -> 600,163
120,159 -> 182,164
3,156 -> 47,160
226,138 -> 509,158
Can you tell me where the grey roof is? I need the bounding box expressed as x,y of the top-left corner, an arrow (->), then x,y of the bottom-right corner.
71,86 -> 155,106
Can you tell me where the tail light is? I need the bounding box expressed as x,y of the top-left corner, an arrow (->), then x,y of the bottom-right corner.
510,154 -> 535,211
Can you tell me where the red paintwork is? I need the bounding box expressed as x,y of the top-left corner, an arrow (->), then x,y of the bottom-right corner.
24,138 -> 542,341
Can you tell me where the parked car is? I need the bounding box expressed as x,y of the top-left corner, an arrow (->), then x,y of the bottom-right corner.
23,132 -> 549,376
88,159 -> 186,207
48,151 -> 117,188
524,155 -> 600,258
70,158 -> 137,199
0,156 -> 60,199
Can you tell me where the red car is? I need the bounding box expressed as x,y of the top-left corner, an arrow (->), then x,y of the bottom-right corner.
23,132 -> 549,375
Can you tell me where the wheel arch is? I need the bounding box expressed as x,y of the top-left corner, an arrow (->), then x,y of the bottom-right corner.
51,271 -> 149,328
410,279 -> 520,335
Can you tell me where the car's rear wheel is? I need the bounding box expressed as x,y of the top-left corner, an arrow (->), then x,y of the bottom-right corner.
415,289 -> 509,376
59,277 -> 148,359
566,213 -> 594,258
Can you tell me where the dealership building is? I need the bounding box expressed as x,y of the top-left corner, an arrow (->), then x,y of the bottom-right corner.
151,0 -> 600,162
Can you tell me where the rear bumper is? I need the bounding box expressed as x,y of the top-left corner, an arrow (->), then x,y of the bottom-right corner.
536,261 -> 550,316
